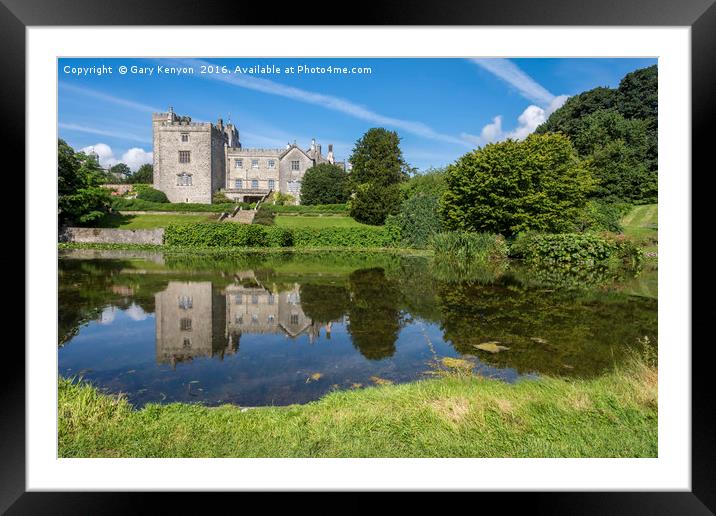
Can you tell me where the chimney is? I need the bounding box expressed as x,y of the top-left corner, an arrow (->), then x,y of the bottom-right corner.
310,138 -> 316,152
217,118 -> 224,130
327,144 -> 334,164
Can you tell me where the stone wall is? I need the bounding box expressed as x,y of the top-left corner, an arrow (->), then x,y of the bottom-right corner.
59,227 -> 164,245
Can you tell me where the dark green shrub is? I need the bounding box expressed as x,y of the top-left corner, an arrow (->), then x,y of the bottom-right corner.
292,227 -> 398,248
252,209 -> 276,226
212,191 -> 233,204
136,187 -> 169,203
386,194 -> 443,248
349,182 -> 402,225
164,223 -> 292,248
575,201 -> 632,232
300,163 -> 350,205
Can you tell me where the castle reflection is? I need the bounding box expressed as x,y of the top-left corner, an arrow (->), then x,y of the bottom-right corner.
154,272 -> 327,367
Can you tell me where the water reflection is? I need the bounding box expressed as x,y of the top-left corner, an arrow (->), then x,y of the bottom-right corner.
58,251 -> 657,407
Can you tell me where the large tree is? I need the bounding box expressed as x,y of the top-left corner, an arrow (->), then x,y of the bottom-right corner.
348,128 -> 409,225
130,163 -> 153,184
535,64 -> 658,204
299,163 -> 349,205
440,133 -> 594,236
58,139 -> 112,227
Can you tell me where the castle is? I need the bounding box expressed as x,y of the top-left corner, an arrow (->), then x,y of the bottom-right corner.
152,107 -> 343,204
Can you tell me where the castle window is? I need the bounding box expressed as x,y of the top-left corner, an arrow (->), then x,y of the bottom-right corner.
181,133 -> 189,142
180,318 -> 192,332
268,179 -> 275,190
235,179 -> 243,189
268,160 -> 276,168
251,179 -> 259,189
251,159 -> 259,169
234,294 -> 242,304
183,338 -> 191,349
235,159 -> 243,168
291,160 -> 300,171
268,294 -> 275,305
178,296 -> 193,310
290,314 -> 299,325
177,172 -> 192,186
251,294 -> 258,304
179,151 -> 191,163
251,314 -> 259,325
268,315 -> 275,323
235,315 -> 243,325
287,180 -> 301,194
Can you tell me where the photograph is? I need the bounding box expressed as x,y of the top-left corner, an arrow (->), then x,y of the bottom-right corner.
56,56 -> 660,459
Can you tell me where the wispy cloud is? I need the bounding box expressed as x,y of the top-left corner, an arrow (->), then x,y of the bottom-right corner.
470,58 -> 558,107
59,82 -> 161,113
60,122 -> 151,143
167,58 -> 471,147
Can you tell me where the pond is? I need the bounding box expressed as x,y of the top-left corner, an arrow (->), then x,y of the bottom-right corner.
58,250 -> 657,407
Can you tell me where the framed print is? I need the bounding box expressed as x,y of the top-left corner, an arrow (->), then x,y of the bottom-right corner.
5,0 -> 710,509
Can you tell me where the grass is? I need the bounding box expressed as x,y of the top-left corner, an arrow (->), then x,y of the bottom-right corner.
58,356 -> 657,458
92,213 -> 219,229
274,215 -> 368,229
621,204 -> 658,258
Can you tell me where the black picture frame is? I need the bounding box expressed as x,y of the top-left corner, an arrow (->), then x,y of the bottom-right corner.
6,0 -> 708,510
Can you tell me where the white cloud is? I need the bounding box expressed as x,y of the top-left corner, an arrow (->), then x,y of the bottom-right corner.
80,143 -> 152,171
470,58 -> 557,107
121,148 -> 153,170
125,303 -> 148,321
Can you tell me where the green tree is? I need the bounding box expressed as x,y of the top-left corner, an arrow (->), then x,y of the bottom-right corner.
109,163 -> 131,182
58,139 -> 112,226
386,194 -> 443,248
535,87 -> 618,140
399,167 -> 447,201
299,163 -> 349,205
573,110 -> 655,202
440,133 -> 594,236
129,163 -> 153,184
348,128 -> 409,225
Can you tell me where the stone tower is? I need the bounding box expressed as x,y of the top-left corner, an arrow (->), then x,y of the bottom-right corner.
152,108 -> 233,203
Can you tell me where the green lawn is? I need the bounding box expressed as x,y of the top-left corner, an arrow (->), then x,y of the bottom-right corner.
93,213 -> 219,229
621,204 -> 658,256
274,215 -> 368,229
59,356 -> 656,458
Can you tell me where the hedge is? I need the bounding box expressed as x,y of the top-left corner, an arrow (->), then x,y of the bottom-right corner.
112,198 -> 252,213
292,227 -> 398,248
164,223 -> 292,247
163,223 -> 398,248
259,203 -> 349,214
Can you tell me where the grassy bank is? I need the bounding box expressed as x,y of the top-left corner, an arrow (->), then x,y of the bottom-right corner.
59,357 -> 656,458
91,212 -> 219,229
621,204 -> 658,257
274,215 -> 367,229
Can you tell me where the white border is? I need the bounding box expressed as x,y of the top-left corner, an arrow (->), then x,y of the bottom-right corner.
27,27 -> 690,491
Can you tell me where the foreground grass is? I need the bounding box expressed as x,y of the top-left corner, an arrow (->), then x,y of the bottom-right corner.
92,212 -> 219,229
59,358 -> 657,458
274,214 -> 368,229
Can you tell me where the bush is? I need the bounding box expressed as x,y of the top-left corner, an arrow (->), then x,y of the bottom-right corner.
136,187 -> 169,203
509,232 -> 643,268
212,191 -> 233,204
300,163 -> 350,205
272,192 -> 296,206
385,194 -> 443,248
575,201 -> 632,233
164,223 -> 292,247
292,227 -> 398,248
430,231 -> 509,264
440,133 -> 594,236
252,209 -> 276,226
349,182 -> 401,225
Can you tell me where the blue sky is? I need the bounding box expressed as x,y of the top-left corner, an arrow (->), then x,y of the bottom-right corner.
58,57 -> 656,171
